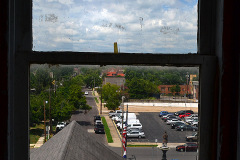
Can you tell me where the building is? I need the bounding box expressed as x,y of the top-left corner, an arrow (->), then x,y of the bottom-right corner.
158,85 -> 188,95
1,1 -> 240,160
158,82 -> 199,99
103,69 -> 125,88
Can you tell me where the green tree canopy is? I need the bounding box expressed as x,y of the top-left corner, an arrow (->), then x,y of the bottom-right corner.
102,83 -> 121,110
126,78 -> 159,99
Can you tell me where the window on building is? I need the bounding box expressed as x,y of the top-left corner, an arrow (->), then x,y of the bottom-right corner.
9,0 -> 218,159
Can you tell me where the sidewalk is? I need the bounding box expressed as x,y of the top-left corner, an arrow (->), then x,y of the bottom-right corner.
32,134 -> 45,148
104,116 -> 122,147
127,142 -> 185,149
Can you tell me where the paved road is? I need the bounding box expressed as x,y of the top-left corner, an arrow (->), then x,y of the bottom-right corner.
136,112 -> 197,143
70,88 -> 198,159
109,146 -> 198,160
70,88 -> 107,145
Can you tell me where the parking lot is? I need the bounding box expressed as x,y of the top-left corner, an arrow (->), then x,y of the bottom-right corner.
126,112 -> 197,143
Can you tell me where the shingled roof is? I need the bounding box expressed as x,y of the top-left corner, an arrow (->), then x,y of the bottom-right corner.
30,121 -> 122,160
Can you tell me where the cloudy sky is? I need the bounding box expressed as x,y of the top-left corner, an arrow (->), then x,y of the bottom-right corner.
33,0 -> 198,53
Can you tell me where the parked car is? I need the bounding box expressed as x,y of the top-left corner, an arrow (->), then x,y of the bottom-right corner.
189,119 -> 199,127
117,119 -> 140,130
171,121 -> 185,129
176,124 -> 198,131
127,123 -> 142,130
162,113 -> 174,120
94,115 -> 101,123
94,124 -> 105,134
186,132 -> 198,142
94,120 -> 102,126
109,110 -> 122,118
163,115 -> 177,122
176,143 -> 198,152
186,114 -> 198,119
56,122 -> 66,132
174,110 -> 194,116
127,130 -> 145,138
185,117 -> 198,123
84,91 -> 88,95
179,113 -> 191,118
159,111 -> 169,117
166,119 -> 182,125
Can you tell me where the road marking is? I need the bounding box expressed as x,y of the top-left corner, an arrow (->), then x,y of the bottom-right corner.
88,129 -> 94,133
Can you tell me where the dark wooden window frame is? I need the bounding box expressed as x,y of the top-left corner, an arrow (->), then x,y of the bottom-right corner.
8,0 -> 219,159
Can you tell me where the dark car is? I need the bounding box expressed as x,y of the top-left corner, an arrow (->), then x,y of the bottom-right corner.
159,111 -> 169,117
94,115 -> 101,123
162,114 -> 174,120
174,110 -> 194,116
164,116 -> 181,122
94,124 -> 105,134
163,115 -> 177,122
176,124 -> 198,131
171,121 -> 185,129
176,143 -> 198,152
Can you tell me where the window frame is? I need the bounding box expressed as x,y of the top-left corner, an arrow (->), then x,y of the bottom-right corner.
8,0 -> 219,160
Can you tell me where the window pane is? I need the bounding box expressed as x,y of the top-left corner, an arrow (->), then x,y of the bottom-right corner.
30,65 -> 199,159
33,0 -> 198,53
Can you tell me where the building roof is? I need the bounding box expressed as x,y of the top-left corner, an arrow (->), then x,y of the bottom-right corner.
30,121 -> 122,160
106,72 -> 125,77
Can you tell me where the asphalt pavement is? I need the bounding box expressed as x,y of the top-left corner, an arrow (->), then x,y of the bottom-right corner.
137,112 -> 196,143
70,88 -> 198,160
108,146 -> 198,160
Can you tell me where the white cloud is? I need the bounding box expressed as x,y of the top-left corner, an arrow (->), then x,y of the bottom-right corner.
33,0 -> 198,53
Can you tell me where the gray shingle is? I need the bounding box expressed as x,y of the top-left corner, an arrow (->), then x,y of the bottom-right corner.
30,121 -> 122,160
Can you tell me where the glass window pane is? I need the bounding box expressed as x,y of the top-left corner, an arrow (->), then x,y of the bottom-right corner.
30,64 -> 199,159
33,0 -> 198,53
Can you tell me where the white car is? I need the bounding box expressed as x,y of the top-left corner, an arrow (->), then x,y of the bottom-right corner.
166,119 -> 182,125
190,119 -> 199,127
56,122 -> 66,132
118,119 -> 140,130
84,91 -> 88,95
185,117 -> 198,124
94,120 -> 102,125
127,130 -> 145,138
127,123 -> 142,130
185,114 -> 198,120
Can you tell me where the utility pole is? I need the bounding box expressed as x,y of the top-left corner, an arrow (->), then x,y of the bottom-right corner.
44,101 -> 47,142
49,87 -> 52,135
100,84 -> 102,115
187,73 -> 188,96
121,96 -> 125,156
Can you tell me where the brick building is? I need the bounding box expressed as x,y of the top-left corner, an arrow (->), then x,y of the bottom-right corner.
102,68 -> 125,88
158,83 -> 199,99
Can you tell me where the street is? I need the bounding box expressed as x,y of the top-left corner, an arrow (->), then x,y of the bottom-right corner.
70,88 -> 198,160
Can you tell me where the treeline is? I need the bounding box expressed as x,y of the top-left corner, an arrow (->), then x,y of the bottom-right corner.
30,65 -> 199,120
123,67 -> 198,99
30,66 -> 102,126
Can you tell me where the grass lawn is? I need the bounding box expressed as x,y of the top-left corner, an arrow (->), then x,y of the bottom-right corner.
101,117 -> 113,143
29,127 -> 43,144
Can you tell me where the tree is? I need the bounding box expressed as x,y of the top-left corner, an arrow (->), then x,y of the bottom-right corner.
102,83 -> 121,110
175,84 -> 181,95
29,94 -> 44,126
170,86 -> 176,96
126,78 -> 159,99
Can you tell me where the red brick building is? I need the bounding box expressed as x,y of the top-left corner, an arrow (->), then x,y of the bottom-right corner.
158,83 -> 199,100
